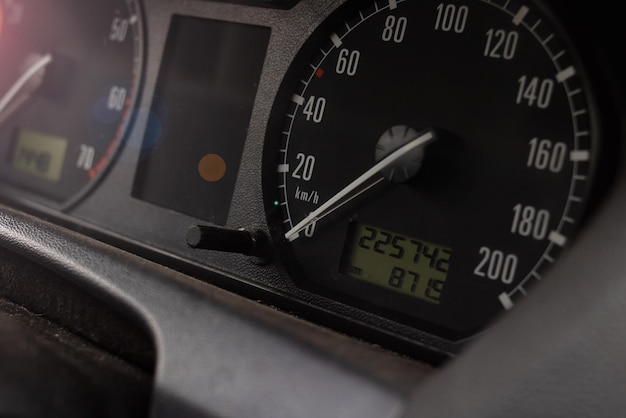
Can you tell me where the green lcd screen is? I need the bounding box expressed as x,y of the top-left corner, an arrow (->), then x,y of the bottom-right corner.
12,129 -> 67,182
339,222 -> 452,304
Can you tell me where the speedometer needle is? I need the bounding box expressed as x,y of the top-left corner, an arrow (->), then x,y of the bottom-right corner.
284,129 -> 436,241
0,53 -> 53,124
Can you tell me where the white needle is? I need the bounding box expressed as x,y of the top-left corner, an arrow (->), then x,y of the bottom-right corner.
285,129 -> 436,241
0,53 -> 53,118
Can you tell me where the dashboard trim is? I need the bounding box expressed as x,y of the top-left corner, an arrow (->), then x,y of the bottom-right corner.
0,203 -> 427,417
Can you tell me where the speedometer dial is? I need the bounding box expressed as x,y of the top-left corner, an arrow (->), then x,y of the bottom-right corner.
264,0 -> 598,340
0,0 -> 143,206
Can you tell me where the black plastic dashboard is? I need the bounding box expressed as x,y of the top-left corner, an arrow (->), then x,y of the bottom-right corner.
1,0 -> 625,416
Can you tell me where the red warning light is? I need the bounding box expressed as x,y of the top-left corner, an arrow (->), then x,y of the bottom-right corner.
315,68 -> 325,78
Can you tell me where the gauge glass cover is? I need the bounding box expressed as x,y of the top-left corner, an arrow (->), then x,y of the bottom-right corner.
264,0 -> 597,340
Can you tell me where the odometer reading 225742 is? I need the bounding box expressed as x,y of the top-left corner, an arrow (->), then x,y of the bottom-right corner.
264,0 -> 597,340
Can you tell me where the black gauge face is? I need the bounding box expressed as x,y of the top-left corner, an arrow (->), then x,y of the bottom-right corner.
0,0 -> 143,205
264,0 -> 597,340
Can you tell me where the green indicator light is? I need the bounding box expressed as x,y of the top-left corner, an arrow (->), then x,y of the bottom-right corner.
274,200 -> 279,206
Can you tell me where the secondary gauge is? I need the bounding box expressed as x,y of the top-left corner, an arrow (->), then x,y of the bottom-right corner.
264,0 -> 599,340
0,0 -> 143,206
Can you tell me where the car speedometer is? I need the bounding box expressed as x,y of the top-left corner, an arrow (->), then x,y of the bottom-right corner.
263,0 -> 599,340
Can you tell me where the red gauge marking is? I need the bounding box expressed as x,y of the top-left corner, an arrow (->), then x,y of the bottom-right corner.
315,68 -> 325,78
0,2 -> 4,38
89,90 -> 135,180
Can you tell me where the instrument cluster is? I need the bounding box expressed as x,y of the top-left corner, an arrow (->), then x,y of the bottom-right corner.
0,0 -> 620,358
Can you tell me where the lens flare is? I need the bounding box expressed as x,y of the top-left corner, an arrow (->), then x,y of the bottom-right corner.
0,2 -> 4,38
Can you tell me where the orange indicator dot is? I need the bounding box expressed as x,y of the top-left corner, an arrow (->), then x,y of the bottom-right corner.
198,153 -> 226,183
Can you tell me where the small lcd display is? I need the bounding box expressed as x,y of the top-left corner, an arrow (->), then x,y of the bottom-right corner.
12,129 -> 67,182
340,223 -> 452,304
132,15 -> 270,225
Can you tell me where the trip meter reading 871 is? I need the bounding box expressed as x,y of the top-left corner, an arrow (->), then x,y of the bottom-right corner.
264,0 -> 599,340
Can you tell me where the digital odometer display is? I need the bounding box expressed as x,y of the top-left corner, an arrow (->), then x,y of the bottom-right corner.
12,129 -> 68,183
340,223 -> 450,304
264,0 -> 598,340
